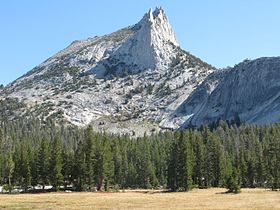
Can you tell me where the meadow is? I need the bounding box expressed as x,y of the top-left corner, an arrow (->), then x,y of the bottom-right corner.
0,188 -> 279,210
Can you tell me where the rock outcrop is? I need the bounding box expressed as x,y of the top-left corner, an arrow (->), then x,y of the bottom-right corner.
1,7 -> 213,136
163,57 -> 280,128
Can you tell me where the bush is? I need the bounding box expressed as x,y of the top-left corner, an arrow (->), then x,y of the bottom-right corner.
226,168 -> 241,194
3,184 -> 14,194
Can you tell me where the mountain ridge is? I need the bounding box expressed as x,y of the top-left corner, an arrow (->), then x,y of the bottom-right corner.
1,7 -> 214,136
1,7 -> 279,135
162,56 -> 280,129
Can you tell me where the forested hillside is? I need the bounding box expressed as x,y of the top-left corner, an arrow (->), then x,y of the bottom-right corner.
0,117 -> 280,193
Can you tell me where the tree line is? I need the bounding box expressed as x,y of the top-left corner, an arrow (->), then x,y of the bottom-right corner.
0,118 -> 280,193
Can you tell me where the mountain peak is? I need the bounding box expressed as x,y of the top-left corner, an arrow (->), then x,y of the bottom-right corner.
3,8 -> 215,136
112,7 -> 179,71
138,7 -> 178,47
153,6 -> 165,18
144,7 -> 164,21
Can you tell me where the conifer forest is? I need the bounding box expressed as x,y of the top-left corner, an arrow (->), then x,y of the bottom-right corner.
0,116 -> 280,193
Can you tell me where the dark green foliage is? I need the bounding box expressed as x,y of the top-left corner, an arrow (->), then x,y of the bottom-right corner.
190,133 -> 206,188
62,149 -> 74,189
93,137 -> 114,191
0,117 -> 280,193
205,134 -> 223,187
168,132 -> 193,191
38,139 -> 50,189
17,144 -> 31,191
5,152 -> 15,193
84,126 -> 95,189
49,136 -> 63,191
73,140 -> 85,191
226,168 -> 241,193
134,137 -> 158,189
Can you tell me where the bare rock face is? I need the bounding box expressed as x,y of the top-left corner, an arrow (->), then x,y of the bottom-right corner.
164,57 -> 280,128
1,7 -> 213,136
3,7 -> 279,135
115,7 -> 179,71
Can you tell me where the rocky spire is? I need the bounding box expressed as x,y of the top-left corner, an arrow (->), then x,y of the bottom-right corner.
114,7 -> 179,70
139,7 -> 178,46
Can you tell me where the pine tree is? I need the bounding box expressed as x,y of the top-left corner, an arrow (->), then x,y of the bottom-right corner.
93,136 -> 115,191
0,148 -> 3,185
205,134 -> 222,187
13,146 -> 22,186
102,140 -> 114,191
177,132 -> 193,191
93,147 -> 103,190
191,133 -> 206,188
120,149 -> 128,188
84,126 -> 95,190
168,132 -> 193,191
21,144 -> 31,191
265,135 -> 280,190
38,138 -> 49,190
50,136 -> 63,191
246,156 -> 256,188
127,161 -> 137,188
5,152 -> 15,193
167,136 -> 178,191
226,167 -> 241,193
112,140 -> 127,189
255,143 -> 266,187
30,149 -> 39,188
62,149 -> 74,189
73,140 -> 85,191
135,138 -> 157,189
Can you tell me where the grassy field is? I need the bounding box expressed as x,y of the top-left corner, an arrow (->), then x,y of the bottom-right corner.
0,188 -> 279,210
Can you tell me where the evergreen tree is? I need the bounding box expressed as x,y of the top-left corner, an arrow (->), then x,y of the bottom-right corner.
135,138 -> 157,189
205,134 -> 222,187
167,136 -> 178,191
0,147 -> 3,185
102,139 -> 114,191
112,140 -> 126,188
226,167 -> 241,194
191,133 -> 206,187
84,126 -> 95,190
177,132 -> 193,191
265,134 -> 280,190
50,136 -> 63,191
73,140 -> 85,191
62,149 -> 74,189
20,144 -> 31,191
38,138 -> 50,190
30,149 -> 39,188
5,152 -> 15,193
92,136 -> 114,191
168,132 -> 193,191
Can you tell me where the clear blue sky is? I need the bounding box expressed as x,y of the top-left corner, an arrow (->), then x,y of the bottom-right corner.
1,0 -> 280,85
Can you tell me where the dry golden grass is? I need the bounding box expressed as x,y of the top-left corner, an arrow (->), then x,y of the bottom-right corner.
0,188 -> 279,210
